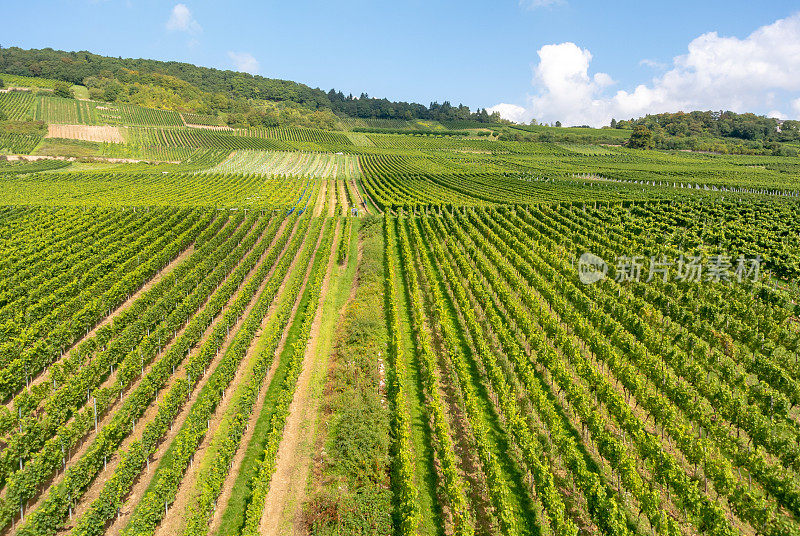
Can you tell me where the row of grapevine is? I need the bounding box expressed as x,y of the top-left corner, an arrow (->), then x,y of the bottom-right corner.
426,211 -> 641,535
238,127 -> 353,146
180,112 -> 223,127
0,171 -> 313,208
395,215 -> 474,535
8,212 -> 286,533
238,216 -> 336,535
383,216 -> 419,534
462,203 -> 800,532
34,96 -> 99,125
0,213 -> 257,531
66,213 -> 292,536
118,212 -> 315,535
208,150 -> 362,178
0,131 -> 43,153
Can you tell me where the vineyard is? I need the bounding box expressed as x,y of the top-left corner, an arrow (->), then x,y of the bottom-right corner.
0,92 -> 35,121
0,70 -> 799,536
33,97 -> 100,125
208,150 -> 361,178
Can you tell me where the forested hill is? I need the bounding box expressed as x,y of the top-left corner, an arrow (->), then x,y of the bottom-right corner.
0,47 -> 498,123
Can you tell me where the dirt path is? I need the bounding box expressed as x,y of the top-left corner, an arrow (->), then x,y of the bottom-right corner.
3,154 -> 179,164
258,219 -> 343,536
349,179 -> 369,215
313,179 -> 327,218
4,241 -> 199,414
327,178 -> 336,217
206,220 -> 332,536
337,179 -> 349,216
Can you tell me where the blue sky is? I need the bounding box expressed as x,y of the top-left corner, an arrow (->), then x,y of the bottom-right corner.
4,0 -> 800,125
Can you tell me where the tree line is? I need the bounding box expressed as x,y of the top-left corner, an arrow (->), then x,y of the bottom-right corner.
0,47 -> 500,125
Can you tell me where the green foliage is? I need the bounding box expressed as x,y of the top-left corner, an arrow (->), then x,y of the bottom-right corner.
1,48 -> 501,124
627,125 -> 654,149
53,81 -> 74,99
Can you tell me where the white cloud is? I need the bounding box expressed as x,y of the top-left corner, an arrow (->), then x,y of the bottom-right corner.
519,0 -> 565,9
793,98 -> 800,117
491,11 -> 800,126
486,103 -> 528,123
767,110 -> 787,119
228,52 -> 260,75
639,59 -> 667,70
166,4 -> 201,33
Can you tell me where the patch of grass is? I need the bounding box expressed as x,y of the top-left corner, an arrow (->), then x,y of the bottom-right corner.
303,216 -> 395,536
71,85 -> 90,100
34,137 -> 100,157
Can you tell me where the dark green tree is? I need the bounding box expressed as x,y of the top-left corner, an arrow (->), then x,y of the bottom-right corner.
555,120 -> 562,127
628,125 -> 654,149
610,118 -> 617,128
53,81 -> 74,99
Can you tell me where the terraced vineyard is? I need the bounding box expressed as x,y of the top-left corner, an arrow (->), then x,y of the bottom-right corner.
1,71 -> 799,536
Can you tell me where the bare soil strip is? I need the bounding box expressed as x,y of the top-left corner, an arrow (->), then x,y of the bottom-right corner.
327,178 -> 336,217
152,216 -> 322,536
313,179 -> 327,218
3,241 -> 197,413
337,179 -> 349,216
349,178 -> 369,215
258,218 -> 342,536
45,124 -> 124,144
